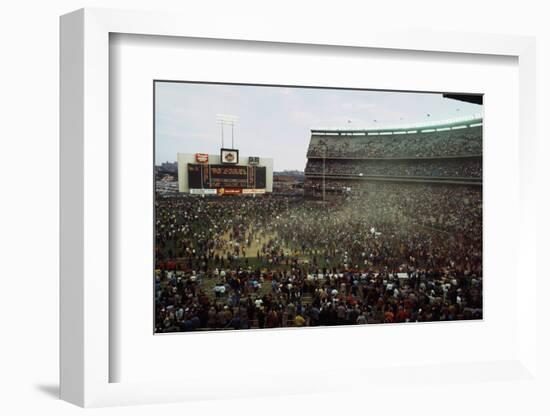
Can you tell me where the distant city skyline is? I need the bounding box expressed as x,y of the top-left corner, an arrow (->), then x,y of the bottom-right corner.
155,82 -> 482,171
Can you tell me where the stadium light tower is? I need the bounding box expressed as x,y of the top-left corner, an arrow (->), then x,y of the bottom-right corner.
319,142 -> 328,203
216,114 -> 239,148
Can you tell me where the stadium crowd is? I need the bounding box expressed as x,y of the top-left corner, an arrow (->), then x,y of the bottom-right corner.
305,157 -> 482,178
155,183 -> 482,332
307,126 -> 482,159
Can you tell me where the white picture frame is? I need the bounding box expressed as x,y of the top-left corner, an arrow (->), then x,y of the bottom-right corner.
60,7 -> 539,408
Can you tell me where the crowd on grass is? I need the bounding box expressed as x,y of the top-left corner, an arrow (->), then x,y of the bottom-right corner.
155,181 -> 482,332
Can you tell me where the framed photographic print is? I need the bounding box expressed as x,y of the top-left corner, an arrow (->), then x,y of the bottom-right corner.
154,80 -> 483,334
60,7 -> 539,408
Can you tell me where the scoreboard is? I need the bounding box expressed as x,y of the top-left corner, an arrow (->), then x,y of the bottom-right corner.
188,164 -> 266,190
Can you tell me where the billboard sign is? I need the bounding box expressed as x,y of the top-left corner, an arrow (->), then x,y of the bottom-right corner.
217,188 -> 242,195
189,188 -> 217,195
220,148 -> 239,164
242,188 -> 266,194
195,153 -> 209,163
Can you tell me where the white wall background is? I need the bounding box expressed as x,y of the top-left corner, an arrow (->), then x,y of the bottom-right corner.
0,0 -> 548,415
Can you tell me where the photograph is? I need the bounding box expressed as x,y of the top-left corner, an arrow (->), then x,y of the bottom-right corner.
154,81 -> 483,333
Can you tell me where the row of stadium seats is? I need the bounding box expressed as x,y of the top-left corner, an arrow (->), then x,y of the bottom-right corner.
304,157 -> 482,178
307,125 -> 482,159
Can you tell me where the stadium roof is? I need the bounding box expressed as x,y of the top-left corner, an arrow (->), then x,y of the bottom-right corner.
442,93 -> 483,105
311,115 -> 483,136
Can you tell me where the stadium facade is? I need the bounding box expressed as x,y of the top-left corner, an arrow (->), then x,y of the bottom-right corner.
304,117 -> 482,198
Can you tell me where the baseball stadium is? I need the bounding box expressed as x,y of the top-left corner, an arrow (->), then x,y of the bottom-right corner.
154,88 -> 483,333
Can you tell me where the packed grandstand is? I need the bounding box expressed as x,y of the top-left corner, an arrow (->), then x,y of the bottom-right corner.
155,117 -> 483,332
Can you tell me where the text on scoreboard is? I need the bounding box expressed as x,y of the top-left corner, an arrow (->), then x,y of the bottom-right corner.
188,164 -> 266,189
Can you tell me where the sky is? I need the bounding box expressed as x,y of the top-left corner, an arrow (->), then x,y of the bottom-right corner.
155,82 -> 482,171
